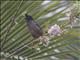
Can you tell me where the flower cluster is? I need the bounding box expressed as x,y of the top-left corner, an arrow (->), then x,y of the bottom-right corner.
39,36 -> 49,47
48,24 -> 62,36
38,24 -> 62,47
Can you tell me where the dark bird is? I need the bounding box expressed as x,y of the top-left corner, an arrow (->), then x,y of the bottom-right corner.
25,14 -> 43,38
25,14 -> 49,47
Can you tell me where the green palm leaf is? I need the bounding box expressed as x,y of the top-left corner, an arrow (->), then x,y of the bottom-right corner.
1,0 -> 80,60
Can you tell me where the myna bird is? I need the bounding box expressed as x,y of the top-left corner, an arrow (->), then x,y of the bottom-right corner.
25,14 -> 49,47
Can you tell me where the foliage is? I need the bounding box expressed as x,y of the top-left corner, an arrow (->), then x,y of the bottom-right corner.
1,0 -> 80,60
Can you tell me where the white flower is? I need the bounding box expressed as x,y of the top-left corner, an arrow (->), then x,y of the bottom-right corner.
44,53 -> 48,55
19,56 -> 24,60
48,24 -> 62,36
14,55 -> 18,59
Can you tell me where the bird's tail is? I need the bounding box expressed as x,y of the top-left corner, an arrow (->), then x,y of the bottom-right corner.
38,36 -> 50,47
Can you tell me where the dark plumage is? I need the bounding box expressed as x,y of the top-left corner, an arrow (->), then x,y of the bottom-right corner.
25,14 -> 43,38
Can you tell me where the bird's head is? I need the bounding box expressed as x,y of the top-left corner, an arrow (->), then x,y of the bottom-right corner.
25,14 -> 33,21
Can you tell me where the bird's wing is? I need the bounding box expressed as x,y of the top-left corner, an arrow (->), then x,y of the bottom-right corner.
27,21 -> 43,38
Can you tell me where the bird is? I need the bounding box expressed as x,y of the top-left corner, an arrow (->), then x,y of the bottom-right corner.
25,14 -> 49,47
25,14 -> 43,38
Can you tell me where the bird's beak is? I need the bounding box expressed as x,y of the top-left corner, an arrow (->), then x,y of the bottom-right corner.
25,14 -> 29,17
